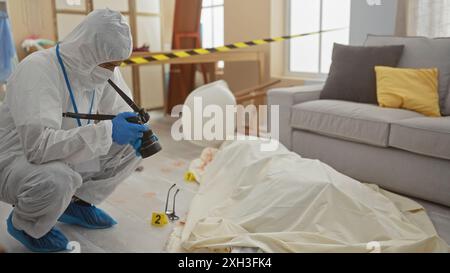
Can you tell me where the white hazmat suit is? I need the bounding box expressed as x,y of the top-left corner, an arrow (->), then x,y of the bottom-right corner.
0,9 -> 141,239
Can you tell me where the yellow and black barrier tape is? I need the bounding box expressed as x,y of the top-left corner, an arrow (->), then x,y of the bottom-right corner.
122,28 -> 344,66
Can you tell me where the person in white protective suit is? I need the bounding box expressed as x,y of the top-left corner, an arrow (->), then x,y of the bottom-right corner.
0,9 -> 152,252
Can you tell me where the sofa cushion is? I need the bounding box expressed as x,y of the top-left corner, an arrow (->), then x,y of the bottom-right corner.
320,43 -> 404,104
365,35 -> 450,116
291,100 -> 423,147
390,117 -> 450,160
375,66 -> 441,117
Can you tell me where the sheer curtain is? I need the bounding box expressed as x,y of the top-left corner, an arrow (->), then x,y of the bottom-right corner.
407,0 -> 450,37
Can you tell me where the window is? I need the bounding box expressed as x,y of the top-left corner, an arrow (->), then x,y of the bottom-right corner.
288,0 -> 351,75
201,0 -> 224,48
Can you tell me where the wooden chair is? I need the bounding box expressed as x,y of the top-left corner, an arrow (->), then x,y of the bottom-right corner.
235,80 -> 281,104
234,80 -> 281,136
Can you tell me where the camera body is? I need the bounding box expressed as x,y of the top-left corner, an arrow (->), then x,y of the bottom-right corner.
63,79 -> 162,159
126,110 -> 162,159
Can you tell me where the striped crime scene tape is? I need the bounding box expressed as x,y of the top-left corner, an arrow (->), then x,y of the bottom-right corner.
121,28 -> 344,66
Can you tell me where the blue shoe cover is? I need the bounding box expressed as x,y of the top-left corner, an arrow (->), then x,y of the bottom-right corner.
58,201 -> 117,229
7,213 -> 69,253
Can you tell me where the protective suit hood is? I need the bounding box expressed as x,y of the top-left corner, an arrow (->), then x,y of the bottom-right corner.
59,9 -> 132,90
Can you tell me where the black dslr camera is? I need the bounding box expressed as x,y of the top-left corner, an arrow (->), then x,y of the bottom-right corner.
123,108 -> 162,159
63,79 -> 162,159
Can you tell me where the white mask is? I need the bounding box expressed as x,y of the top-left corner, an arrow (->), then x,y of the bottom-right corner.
90,66 -> 114,86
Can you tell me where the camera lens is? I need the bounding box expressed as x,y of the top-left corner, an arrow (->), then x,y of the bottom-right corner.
140,130 -> 162,158
126,117 -> 162,158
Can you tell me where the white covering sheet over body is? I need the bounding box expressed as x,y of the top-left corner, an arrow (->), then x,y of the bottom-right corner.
168,139 -> 448,253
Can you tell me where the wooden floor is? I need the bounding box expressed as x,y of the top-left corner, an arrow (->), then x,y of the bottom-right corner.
0,112 -> 204,253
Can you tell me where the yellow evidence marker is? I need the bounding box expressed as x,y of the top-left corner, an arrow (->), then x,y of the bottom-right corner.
184,171 -> 197,183
151,212 -> 169,227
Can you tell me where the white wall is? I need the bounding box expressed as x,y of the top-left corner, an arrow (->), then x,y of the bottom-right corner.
349,0 -> 399,45
270,0 -> 285,78
224,0 -> 271,92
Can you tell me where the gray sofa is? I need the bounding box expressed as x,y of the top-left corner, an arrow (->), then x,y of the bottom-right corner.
268,35 -> 450,243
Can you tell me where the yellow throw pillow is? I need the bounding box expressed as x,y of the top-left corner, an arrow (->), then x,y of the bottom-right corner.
375,66 -> 441,117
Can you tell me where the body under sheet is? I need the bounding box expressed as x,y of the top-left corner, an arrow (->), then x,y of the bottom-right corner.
167,139 -> 448,253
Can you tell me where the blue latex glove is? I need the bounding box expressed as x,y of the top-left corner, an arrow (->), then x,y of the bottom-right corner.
112,112 -> 149,145
131,138 -> 142,157
58,201 -> 117,229
7,212 -> 69,252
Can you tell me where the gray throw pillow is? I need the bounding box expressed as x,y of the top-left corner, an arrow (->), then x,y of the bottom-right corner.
320,43 -> 404,104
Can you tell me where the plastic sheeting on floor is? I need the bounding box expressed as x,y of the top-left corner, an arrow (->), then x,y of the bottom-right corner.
167,139 -> 449,253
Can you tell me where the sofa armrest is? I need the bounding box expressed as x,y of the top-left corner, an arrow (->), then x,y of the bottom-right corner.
268,84 -> 323,105
267,85 -> 323,150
